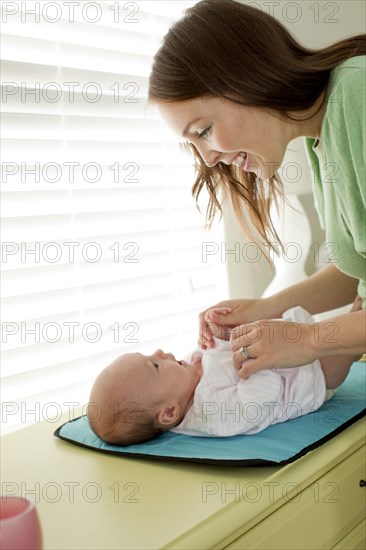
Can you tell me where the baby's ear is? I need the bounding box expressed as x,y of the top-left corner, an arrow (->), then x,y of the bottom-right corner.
157,405 -> 181,427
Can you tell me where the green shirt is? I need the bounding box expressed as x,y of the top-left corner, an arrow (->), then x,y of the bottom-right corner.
305,56 -> 366,308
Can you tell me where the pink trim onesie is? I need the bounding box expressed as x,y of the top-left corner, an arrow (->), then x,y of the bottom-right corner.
171,307 -> 327,437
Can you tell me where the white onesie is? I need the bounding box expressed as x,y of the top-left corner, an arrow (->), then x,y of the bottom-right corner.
171,307 -> 327,437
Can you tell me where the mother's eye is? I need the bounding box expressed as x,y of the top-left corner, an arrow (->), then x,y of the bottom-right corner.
198,126 -> 211,139
153,362 -> 160,369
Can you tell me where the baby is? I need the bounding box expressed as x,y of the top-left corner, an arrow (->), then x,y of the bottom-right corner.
87,307 -> 357,445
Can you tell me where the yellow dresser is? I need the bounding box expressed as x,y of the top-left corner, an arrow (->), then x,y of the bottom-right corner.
1,412 -> 365,549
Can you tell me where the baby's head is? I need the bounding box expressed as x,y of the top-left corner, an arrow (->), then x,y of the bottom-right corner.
87,349 -> 202,445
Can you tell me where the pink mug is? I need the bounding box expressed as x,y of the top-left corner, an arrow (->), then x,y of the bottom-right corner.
0,496 -> 43,550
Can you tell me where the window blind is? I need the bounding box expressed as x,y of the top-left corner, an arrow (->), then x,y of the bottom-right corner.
0,1 -> 227,434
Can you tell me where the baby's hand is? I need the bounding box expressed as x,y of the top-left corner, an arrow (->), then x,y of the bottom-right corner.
206,307 -> 232,322
191,352 -> 203,365
204,307 -> 234,344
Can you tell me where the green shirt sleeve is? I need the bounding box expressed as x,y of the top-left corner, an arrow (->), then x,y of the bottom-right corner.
305,56 -> 366,307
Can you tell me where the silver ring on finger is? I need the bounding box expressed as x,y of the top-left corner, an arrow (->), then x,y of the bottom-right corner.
239,346 -> 251,359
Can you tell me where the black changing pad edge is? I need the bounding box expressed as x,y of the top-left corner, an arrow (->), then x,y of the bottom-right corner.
54,408 -> 366,467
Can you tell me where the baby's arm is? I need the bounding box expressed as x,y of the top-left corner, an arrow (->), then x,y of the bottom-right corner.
204,307 -> 235,342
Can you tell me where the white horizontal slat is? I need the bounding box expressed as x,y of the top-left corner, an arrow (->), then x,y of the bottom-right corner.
4,269 -> 215,326
2,34 -> 153,76
1,224 -> 209,276
0,1 -> 176,40
1,200 -> 206,241
1,290 -> 217,376
138,1 -> 196,17
1,61 -> 149,103
2,323 -> 200,406
1,320 -> 199,435
1,113 -> 174,143
2,281 -> 213,351
1,251 -> 226,363
1,185 -> 197,217
1,381 -> 91,435
2,320 -> 202,405
0,0 -> 229,437
1,213 -> 154,242
1,139 -> 186,164
1,19 -> 163,56
0,165 -> 196,192
3,360 -> 91,403
3,314 -> 201,395
1,245 -> 213,302
1,86 -> 148,116
2,258 -> 217,320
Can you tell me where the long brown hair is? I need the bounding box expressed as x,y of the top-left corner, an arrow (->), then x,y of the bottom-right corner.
148,0 -> 366,249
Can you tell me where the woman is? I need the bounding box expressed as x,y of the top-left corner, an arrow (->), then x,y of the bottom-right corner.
148,0 -> 366,377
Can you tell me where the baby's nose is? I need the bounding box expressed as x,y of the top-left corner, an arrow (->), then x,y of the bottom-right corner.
154,350 -> 175,361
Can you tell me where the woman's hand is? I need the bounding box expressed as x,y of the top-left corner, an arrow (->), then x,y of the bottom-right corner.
230,297 -> 365,378
198,298 -> 274,349
230,319 -> 316,377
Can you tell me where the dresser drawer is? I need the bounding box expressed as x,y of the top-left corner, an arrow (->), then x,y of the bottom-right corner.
332,518 -> 366,550
225,446 -> 366,550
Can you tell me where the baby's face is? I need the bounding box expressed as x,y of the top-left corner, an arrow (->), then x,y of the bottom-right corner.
107,349 -> 202,413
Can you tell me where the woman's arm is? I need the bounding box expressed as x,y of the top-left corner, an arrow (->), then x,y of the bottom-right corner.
230,309 -> 365,377
199,264 -> 359,348
265,264 -> 360,317
312,309 -> 366,358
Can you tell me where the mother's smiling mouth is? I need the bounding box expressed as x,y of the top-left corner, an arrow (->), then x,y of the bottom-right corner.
231,152 -> 247,167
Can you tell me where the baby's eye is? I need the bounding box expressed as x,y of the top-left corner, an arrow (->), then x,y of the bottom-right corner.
153,362 -> 159,369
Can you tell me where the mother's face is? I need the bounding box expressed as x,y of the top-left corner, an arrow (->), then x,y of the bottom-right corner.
157,96 -> 293,180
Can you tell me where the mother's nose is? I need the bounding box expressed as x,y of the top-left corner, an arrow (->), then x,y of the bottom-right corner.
196,143 -> 221,167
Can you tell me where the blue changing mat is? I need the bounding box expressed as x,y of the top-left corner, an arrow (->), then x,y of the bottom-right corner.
54,362 -> 365,466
